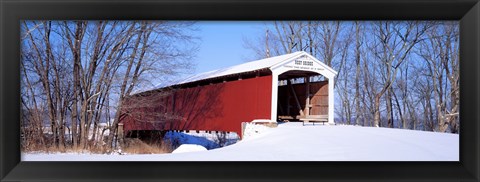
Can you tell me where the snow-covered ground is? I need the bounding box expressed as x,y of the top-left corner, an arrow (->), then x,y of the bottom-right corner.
22,122 -> 458,161
171,144 -> 207,153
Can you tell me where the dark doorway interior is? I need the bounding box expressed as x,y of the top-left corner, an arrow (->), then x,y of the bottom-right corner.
277,71 -> 329,121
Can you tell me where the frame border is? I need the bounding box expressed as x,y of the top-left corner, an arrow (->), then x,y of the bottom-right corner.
1,0 -> 479,181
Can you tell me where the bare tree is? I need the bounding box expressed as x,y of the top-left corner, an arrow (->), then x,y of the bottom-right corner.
22,21 -> 73,150
354,21 -> 364,126
369,21 -> 430,127
21,20 -> 198,152
417,21 -> 459,133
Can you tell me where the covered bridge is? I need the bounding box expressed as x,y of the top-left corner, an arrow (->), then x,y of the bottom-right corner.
119,51 -> 337,138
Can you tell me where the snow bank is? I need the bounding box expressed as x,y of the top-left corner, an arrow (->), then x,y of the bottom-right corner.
242,122 -> 271,140
22,122 -> 459,161
172,144 -> 207,153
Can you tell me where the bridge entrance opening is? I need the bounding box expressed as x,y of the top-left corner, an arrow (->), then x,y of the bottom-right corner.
276,70 -> 329,122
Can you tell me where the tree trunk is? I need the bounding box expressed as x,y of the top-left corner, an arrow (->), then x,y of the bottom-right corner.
354,21 -> 362,126
373,95 -> 382,127
386,88 -> 394,128
69,21 -> 86,149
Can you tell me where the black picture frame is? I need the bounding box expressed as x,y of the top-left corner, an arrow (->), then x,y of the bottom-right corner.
1,0 -> 479,181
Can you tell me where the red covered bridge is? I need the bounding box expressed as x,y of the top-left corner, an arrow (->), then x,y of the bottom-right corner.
119,51 -> 337,138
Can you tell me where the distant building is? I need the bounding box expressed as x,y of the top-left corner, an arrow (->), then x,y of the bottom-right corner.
120,51 -> 337,138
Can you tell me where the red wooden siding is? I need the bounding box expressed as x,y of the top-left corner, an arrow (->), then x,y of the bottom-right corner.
120,75 -> 273,138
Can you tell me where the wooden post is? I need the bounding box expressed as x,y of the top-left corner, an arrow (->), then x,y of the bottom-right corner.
241,122 -> 246,140
287,79 -> 304,116
286,80 -> 291,116
305,76 -> 310,116
278,100 -> 284,116
117,123 -> 124,142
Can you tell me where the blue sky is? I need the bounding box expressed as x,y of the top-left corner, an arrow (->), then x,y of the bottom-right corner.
191,21 -> 269,75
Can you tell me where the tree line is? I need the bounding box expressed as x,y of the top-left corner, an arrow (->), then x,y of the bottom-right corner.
20,21 -> 197,152
20,21 -> 459,153
245,21 -> 459,133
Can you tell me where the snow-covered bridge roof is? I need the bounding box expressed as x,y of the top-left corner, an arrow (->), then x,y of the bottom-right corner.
177,51 -> 336,85
137,51 -> 337,94
178,52 -> 303,84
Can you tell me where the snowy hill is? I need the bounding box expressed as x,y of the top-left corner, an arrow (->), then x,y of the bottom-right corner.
22,122 -> 458,161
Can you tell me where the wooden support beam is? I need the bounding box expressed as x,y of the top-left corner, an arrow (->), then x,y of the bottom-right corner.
117,123 -> 124,140
287,79 -> 304,116
305,76 -> 310,116
278,100 -> 284,116
287,83 -> 291,115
